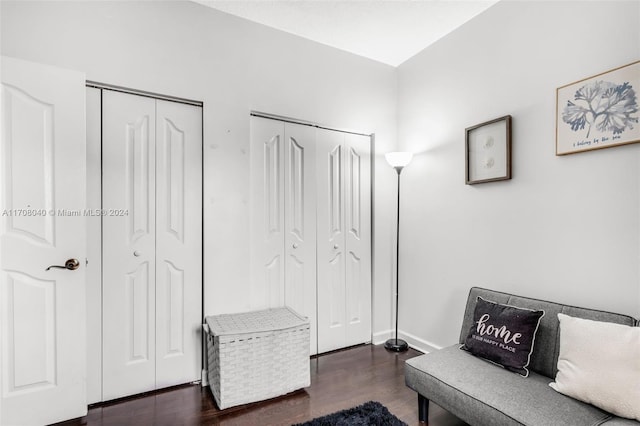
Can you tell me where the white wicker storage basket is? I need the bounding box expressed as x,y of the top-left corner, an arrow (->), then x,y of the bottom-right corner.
204,307 -> 310,410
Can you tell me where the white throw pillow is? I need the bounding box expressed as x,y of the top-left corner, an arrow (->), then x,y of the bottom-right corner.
549,313 -> 640,421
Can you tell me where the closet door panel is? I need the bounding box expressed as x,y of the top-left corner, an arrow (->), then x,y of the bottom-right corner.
155,100 -> 202,388
250,117 -> 285,309
102,91 -> 157,400
283,123 -> 317,355
316,129 -> 346,353
344,134 -> 371,347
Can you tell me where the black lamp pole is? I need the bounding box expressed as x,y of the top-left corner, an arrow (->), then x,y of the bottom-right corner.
385,165 -> 409,352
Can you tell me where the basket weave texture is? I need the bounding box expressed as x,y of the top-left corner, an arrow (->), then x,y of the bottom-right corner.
205,307 -> 310,409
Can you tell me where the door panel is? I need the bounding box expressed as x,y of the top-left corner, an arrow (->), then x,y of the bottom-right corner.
2,85 -> 55,246
155,100 -> 202,388
5,272 -> 55,391
102,91 -> 157,400
126,262 -> 152,362
317,130 -> 371,353
317,129 -> 346,353
329,145 -> 343,239
344,134 -> 371,347
128,115 -> 153,243
250,117 -> 285,309
283,123 -> 316,355
1,56 -> 87,425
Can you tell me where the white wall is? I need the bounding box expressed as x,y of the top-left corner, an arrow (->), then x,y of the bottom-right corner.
396,0 -> 640,351
0,1 -> 398,336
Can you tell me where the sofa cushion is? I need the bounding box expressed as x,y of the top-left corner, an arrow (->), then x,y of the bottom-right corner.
459,288 -> 637,379
549,314 -> 640,421
601,418 -> 640,425
405,345 -> 614,426
461,296 -> 545,377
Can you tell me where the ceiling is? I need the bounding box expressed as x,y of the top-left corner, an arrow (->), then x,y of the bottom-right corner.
192,0 -> 499,67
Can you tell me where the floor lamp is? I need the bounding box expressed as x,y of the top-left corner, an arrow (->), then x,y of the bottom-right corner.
384,152 -> 413,353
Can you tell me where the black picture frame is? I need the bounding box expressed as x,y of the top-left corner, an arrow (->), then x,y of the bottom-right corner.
465,115 -> 512,185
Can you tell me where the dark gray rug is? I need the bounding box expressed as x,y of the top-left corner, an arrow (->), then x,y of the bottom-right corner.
292,401 -> 407,426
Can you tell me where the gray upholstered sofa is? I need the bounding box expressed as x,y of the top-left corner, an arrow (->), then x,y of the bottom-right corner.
405,287 -> 639,426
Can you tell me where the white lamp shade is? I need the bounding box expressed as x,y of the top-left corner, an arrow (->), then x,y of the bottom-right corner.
385,152 -> 413,168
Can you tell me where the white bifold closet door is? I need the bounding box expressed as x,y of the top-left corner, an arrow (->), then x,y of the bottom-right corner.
250,117 -> 318,354
250,116 -> 371,356
316,129 -> 371,354
102,91 -> 202,401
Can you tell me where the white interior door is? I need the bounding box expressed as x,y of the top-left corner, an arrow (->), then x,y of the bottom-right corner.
102,91 -> 157,400
0,57 -> 87,425
154,99 -> 202,389
283,123 -> 317,355
317,129 -> 372,353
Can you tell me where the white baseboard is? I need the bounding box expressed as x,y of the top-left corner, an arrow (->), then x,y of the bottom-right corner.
398,330 -> 442,354
372,329 -> 393,345
372,329 -> 442,354
201,369 -> 208,387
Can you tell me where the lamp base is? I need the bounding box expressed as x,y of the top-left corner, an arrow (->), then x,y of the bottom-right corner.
384,338 -> 409,352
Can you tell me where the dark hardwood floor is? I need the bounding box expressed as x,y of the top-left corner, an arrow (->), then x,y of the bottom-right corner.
56,344 -> 466,426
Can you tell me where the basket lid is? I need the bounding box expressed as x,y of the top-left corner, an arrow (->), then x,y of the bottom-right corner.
205,306 -> 309,336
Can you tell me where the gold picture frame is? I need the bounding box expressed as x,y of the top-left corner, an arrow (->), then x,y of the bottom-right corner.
556,61 -> 640,155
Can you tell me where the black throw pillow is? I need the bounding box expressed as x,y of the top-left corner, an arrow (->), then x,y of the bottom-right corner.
461,296 -> 545,377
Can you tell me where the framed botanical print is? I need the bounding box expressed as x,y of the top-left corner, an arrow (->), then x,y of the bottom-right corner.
556,61 -> 639,155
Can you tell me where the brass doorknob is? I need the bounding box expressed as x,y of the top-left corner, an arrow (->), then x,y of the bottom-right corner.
46,258 -> 80,271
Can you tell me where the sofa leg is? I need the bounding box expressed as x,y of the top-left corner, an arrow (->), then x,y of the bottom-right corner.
418,393 -> 429,423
